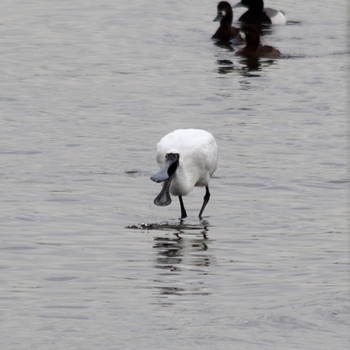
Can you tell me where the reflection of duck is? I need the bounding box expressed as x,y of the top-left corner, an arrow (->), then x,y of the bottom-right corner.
236,24 -> 281,59
212,1 -> 240,43
239,57 -> 262,72
151,129 -> 218,220
233,0 -> 287,25
216,59 -> 235,74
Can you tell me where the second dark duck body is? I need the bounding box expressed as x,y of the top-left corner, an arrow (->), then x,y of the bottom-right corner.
234,0 -> 287,25
212,1 -> 240,43
236,24 -> 281,59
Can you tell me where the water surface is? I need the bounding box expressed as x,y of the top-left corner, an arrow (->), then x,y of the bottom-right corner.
0,1 -> 349,349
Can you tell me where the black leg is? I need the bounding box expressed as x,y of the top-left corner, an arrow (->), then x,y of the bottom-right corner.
198,186 -> 210,220
179,196 -> 187,219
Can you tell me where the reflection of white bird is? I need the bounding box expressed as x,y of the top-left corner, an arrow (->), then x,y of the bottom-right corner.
151,129 -> 218,219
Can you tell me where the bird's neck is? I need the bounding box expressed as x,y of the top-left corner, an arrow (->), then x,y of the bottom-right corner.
172,163 -> 198,196
221,12 -> 233,27
246,35 -> 260,50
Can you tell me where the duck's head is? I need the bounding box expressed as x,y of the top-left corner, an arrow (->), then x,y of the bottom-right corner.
151,152 -> 179,206
234,0 -> 264,11
239,24 -> 261,48
213,1 -> 233,22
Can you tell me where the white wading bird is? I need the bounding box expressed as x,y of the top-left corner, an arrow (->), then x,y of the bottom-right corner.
151,129 -> 218,219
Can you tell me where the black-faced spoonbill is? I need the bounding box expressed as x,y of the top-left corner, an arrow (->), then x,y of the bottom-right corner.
151,129 -> 218,219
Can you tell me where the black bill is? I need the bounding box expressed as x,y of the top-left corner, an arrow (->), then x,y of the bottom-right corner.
150,153 -> 179,207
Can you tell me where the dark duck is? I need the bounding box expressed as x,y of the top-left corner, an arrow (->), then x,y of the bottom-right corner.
233,0 -> 286,25
236,24 -> 281,59
212,1 -> 240,43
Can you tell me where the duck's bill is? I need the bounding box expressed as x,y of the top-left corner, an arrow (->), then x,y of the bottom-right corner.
213,12 -> 224,22
233,1 -> 244,9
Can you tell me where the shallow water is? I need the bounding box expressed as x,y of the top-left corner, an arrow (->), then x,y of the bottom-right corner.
0,0 -> 349,349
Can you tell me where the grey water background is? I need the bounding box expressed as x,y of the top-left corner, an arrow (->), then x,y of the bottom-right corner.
0,0 -> 349,349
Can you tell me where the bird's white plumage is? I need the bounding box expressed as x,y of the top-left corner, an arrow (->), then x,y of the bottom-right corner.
155,129 -> 218,197
264,8 -> 287,25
